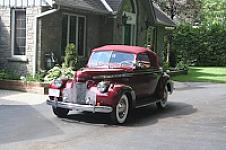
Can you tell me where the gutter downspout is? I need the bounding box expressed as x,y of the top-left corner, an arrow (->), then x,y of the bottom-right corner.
33,6 -> 60,77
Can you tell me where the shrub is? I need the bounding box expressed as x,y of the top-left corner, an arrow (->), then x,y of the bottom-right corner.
0,69 -> 20,80
172,24 -> 226,66
176,61 -> 189,70
163,62 -> 170,71
25,72 -> 45,82
44,65 -> 74,81
63,43 -> 80,70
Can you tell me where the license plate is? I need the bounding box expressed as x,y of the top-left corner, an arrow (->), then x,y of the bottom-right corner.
49,89 -> 60,97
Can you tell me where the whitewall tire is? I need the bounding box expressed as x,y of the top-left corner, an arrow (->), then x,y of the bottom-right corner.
111,94 -> 130,124
156,86 -> 168,110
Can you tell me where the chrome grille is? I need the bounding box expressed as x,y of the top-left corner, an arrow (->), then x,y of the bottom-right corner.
63,82 -> 96,105
75,82 -> 87,104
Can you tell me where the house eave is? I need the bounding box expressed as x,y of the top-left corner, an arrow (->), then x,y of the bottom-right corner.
61,6 -> 112,15
150,2 -> 176,27
155,19 -> 176,27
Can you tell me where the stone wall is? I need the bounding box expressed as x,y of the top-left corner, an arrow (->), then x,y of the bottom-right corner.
0,7 -> 42,76
0,8 -> 11,70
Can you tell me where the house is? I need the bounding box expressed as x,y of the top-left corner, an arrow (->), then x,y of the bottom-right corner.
0,0 -> 175,76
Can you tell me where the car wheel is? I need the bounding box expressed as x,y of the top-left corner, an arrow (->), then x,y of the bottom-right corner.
111,94 -> 130,124
156,86 -> 168,110
52,107 -> 69,118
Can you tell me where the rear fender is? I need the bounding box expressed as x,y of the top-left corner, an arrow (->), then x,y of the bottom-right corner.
155,72 -> 171,99
166,80 -> 174,94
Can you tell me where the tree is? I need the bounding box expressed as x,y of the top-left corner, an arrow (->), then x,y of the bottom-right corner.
200,0 -> 226,25
154,0 -> 202,25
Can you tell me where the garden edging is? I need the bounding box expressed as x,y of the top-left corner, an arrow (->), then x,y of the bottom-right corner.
0,80 -> 48,94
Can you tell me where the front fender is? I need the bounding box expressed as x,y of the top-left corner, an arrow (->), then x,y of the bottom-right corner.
94,84 -> 136,108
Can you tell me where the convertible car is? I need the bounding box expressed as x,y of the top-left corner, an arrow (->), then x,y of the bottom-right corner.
47,45 -> 174,124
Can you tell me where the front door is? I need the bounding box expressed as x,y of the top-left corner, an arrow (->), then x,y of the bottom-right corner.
124,24 -> 132,45
131,53 -> 158,98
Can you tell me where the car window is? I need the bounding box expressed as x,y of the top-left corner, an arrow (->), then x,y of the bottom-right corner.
110,52 -> 135,63
88,51 -> 112,68
87,51 -> 135,68
137,53 -> 151,69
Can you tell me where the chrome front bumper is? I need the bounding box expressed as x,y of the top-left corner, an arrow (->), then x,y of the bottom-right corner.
46,100 -> 113,113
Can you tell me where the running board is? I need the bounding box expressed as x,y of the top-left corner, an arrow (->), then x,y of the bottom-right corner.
135,97 -> 160,109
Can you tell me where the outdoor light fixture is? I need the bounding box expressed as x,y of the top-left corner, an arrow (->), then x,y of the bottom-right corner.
45,52 -> 56,70
121,13 -> 128,25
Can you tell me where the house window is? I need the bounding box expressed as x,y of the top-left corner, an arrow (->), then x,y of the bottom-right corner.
11,9 -> 26,56
61,14 -> 86,56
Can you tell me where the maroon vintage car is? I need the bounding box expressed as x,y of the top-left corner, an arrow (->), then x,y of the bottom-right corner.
47,45 -> 173,124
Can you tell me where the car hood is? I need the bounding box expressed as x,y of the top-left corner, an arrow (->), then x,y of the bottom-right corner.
75,68 -> 131,81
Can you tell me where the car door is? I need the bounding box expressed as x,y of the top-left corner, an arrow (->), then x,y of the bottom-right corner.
131,53 -> 159,98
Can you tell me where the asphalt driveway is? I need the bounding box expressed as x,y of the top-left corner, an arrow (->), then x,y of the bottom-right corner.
0,82 -> 226,150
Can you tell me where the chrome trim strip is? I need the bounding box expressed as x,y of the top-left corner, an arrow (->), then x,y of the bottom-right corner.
47,100 -> 113,113
92,70 -> 162,80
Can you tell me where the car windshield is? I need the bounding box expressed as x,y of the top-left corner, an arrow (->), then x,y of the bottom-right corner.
87,51 -> 135,69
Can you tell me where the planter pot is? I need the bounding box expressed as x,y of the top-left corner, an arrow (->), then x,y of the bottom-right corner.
0,80 -> 49,94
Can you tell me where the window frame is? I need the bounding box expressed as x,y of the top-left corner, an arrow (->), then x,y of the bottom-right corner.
61,13 -> 86,57
11,8 -> 27,60
136,53 -> 152,70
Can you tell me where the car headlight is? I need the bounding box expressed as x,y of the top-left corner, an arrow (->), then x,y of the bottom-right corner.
53,79 -> 63,88
97,81 -> 110,93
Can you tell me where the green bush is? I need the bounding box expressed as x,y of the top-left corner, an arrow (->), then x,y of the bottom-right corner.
176,61 -> 189,70
44,64 -> 75,82
0,69 -> 20,80
26,72 -> 45,82
163,62 -> 170,71
63,43 -> 81,70
172,24 -> 226,66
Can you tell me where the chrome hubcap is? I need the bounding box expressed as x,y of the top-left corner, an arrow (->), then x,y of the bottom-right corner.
117,99 -> 127,118
116,95 -> 129,123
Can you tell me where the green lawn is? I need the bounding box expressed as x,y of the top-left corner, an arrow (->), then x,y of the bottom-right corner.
172,67 -> 226,83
